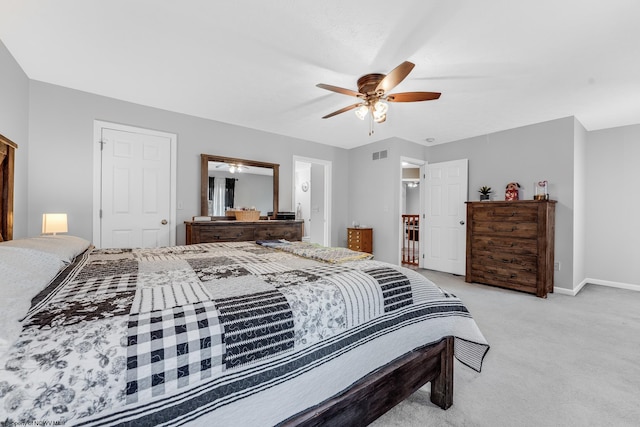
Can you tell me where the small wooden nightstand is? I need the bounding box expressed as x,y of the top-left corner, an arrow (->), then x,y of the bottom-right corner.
347,227 -> 373,253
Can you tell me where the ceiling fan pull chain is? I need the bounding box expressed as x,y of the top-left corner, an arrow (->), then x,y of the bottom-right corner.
369,113 -> 374,136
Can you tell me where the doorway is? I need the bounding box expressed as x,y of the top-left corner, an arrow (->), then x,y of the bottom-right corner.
399,157 -> 425,268
293,156 -> 331,246
92,121 -> 177,248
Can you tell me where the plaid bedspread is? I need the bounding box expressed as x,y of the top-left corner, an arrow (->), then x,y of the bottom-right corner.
0,242 -> 489,426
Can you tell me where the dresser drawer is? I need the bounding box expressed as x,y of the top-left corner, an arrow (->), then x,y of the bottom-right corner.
470,235 -> 538,256
472,252 -> 537,273
472,205 -> 538,222
469,263 -> 537,290
255,224 -> 302,240
471,220 -> 537,238
196,226 -> 255,242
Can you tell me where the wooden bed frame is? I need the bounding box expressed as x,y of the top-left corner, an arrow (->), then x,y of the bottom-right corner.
280,336 -> 454,426
0,133 -> 17,242
0,135 -> 454,424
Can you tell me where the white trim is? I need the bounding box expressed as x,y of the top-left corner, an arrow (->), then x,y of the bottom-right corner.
555,278 -> 640,296
552,286 -> 579,296
292,156 -> 332,247
92,120 -> 177,248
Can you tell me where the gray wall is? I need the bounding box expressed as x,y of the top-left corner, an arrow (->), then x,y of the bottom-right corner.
586,124 -> 640,286
26,81 -> 349,245
0,41 -> 29,238
425,117 -> 576,290
348,138 -> 426,264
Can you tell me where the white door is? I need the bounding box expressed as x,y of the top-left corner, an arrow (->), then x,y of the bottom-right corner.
97,125 -> 176,248
424,159 -> 468,275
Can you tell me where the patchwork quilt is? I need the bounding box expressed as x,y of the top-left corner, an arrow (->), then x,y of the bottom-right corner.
256,240 -> 374,263
0,242 -> 489,426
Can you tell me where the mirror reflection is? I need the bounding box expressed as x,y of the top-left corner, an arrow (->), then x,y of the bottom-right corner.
206,162 -> 273,216
200,154 -> 279,218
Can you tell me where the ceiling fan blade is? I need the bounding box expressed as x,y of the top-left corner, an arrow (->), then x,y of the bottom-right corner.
375,61 -> 415,93
322,103 -> 362,119
316,83 -> 362,98
386,91 -> 441,102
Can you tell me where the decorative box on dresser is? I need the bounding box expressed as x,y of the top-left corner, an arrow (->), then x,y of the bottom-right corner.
347,227 -> 373,253
465,200 -> 556,298
185,220 -> 303,244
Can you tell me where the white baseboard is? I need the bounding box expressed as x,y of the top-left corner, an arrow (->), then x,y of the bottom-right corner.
555,278 -> 640,296
553,286 -> 578,296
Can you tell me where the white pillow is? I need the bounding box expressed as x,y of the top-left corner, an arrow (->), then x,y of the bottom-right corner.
0,234 -> 91,264
0,246 -> 66,354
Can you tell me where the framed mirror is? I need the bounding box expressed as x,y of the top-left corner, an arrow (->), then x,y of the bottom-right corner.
200,154 -> 279,219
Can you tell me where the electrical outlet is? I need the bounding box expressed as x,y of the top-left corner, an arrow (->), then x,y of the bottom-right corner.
554,261 -> 561,271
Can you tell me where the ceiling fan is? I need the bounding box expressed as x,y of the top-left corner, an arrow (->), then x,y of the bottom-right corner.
316,61 -> 441,134
215,162 -> 249,174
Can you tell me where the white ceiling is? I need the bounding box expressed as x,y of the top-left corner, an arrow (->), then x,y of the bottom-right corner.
1,0 -> 639,149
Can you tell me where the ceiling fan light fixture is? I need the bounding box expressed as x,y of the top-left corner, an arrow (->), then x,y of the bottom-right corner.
374,114 -> 386,123
373,110 -> 386,123
374,100 -> 388,114
355,104 -> 369,120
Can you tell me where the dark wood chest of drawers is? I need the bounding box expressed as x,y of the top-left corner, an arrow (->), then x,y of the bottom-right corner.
465,200 -> 556,298
347,227 -> 373,253
185,220 -> 303,244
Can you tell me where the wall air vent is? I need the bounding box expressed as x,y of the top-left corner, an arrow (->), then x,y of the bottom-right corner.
372,150 -> 388,161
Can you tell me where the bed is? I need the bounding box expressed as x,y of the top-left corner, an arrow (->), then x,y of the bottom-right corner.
0,138 -> 489,425
0,236 -> 489,425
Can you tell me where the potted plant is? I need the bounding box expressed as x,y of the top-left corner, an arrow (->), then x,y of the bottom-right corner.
478,186 -> 492,201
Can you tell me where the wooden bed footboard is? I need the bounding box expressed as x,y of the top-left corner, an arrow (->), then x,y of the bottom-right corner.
279,336 -> 454,426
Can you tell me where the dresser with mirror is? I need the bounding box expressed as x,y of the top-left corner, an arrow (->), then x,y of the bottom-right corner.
185,154 -> 303,244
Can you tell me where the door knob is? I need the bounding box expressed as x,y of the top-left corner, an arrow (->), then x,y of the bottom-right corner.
161,219 -> 168,225
459,220 -> 465,225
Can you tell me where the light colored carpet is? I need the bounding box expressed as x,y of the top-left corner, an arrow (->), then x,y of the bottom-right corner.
372,270 -> 640,427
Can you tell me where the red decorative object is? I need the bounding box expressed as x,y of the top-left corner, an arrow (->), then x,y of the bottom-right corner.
505,182 -> 520,201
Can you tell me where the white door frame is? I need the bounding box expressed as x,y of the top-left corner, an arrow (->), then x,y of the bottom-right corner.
398,157 -> 426,267
92,120 -> 177,248
292,155 -> 332,247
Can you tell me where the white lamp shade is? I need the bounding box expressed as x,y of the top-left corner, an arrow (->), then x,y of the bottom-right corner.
354,104 -> 369,120
42,213 -> 68,235
374,100 -> 388,114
